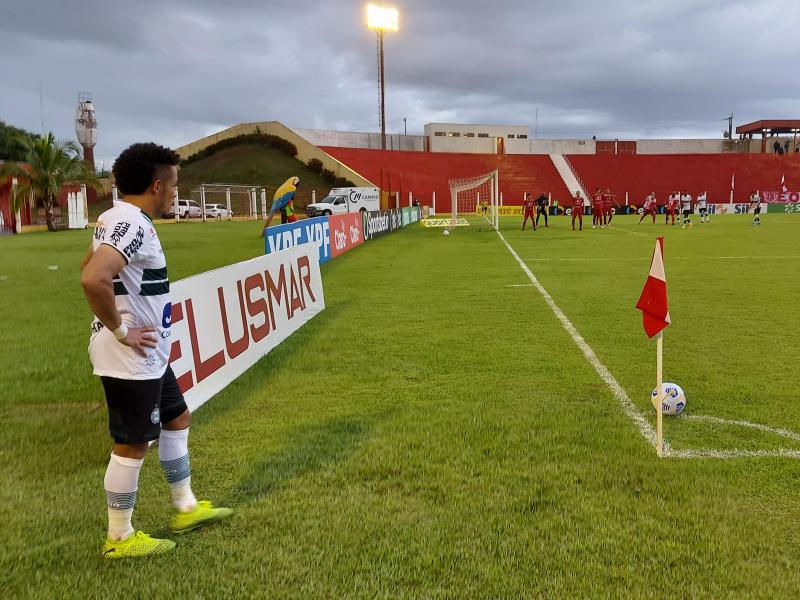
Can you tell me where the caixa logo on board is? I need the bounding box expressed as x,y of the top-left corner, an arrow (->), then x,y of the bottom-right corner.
363,211 -> 391,240
329,212 -> 364,258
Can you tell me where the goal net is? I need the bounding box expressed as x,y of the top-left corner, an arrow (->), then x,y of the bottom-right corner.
188,183 -> 264,221
449,170 -> 499,230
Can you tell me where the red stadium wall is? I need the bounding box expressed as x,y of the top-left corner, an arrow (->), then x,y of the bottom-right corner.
568,153 -> 800,207
320,148 -> 572,213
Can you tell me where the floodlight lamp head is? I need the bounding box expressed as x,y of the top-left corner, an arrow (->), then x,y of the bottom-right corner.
367,4 -> 399,31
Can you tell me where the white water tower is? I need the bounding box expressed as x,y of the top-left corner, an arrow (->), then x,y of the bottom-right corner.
75,92 -> 98,171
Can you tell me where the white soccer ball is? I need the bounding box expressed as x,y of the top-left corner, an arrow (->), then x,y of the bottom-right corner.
651,382 -> 687,416
443,229 -> 450,236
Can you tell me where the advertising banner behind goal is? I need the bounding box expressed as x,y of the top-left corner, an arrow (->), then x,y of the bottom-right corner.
168,242 -> 325,412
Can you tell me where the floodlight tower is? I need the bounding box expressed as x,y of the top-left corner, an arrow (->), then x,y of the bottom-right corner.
75,93 -> 98,171
367,4 -> 398,151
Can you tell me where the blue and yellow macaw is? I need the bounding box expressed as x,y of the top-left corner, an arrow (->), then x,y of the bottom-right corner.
262,176 -> 299,234
270,176 -> 299,214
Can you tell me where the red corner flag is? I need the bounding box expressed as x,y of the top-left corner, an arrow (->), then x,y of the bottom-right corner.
636,237 -> 671,338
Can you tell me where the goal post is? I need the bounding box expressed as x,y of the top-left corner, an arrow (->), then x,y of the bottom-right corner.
190,183 -> 264,221
448,170 -> 499,230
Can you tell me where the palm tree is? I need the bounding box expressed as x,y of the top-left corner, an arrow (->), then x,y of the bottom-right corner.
0,133 -> 101,232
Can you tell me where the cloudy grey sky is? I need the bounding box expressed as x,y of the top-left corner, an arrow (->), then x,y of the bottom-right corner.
2,0 -> 799,166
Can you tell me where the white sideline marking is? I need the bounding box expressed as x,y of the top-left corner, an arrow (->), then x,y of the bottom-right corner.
524,255 -> 800,262
669,447 -> 800,459
682,415 -> 800,443
609,226 -> 647,236
497,229 -> 800,460
495,229 -> 658,449
505,283 -> 535,287
525,258 -> 648,262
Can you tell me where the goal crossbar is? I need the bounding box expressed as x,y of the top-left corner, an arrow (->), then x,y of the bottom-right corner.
448,170 -> 499,230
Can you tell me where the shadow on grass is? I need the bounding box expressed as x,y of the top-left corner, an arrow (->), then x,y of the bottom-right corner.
221,414 -> 373,508
147,411 -> 382,540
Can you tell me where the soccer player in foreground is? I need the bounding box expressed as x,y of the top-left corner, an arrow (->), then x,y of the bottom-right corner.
80,143 -> 232,559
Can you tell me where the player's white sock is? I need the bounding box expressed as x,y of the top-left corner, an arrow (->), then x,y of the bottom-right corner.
159,428 -> 197,513
104,453 -> 143,541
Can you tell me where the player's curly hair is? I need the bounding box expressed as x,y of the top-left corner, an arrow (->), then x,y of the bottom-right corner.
112,143 -> 180,195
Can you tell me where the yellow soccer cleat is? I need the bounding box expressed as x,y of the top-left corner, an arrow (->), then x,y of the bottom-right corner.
170,500 -> 233,534
102,531 -> 175,559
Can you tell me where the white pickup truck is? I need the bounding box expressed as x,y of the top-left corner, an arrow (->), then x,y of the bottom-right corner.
306,187 -> 380,217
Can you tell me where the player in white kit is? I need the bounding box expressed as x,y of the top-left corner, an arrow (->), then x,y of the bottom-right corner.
81,143 -> 232,559
696,191 -> 709,223
749,190 -> 763,226
680,190 -> 693,229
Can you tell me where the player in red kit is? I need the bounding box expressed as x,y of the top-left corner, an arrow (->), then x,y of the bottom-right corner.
603,188 -> 616,227
572,190 -> 585,231
591,188 -> 604,228
638,192 -> 657,224
522,192 -> 536,231
666,191 -> 679,225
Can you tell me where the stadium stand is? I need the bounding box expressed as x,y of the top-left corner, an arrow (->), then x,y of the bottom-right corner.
568,153 -> 800,207
320,147 -> 572,212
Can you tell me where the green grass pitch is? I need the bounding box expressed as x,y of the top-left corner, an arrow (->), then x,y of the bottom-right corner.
1,213 -> 799,597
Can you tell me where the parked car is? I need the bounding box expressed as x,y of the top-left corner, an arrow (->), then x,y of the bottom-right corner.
204,204 -> 232,219
165,199 -> 202,219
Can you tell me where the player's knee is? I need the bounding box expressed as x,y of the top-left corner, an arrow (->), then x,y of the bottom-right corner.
113,442 -> 149,460
164,408 -> 191,430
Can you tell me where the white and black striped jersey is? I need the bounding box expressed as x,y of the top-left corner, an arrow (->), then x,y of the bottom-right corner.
696,193 -> 707,209
680,194 -> 693,210
88,201 -> 171,380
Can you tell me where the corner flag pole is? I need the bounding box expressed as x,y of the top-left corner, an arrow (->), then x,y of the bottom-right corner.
656,331 -> 664,458
636,236 -> 670,458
